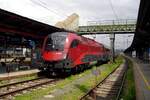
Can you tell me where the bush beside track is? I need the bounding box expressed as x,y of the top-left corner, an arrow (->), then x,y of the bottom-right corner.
15,56 -> 123,100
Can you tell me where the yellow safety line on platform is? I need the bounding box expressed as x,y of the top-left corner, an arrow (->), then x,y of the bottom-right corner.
136,64 -> 150,90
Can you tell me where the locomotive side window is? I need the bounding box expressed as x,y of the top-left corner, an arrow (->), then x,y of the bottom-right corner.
71,40 -> 79,48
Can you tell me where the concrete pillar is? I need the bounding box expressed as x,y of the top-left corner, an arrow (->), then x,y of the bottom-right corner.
109,33 -> 115,62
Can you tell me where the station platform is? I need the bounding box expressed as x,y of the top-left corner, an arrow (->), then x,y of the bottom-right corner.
0,69 -> 39,80
128,56 -> 150,100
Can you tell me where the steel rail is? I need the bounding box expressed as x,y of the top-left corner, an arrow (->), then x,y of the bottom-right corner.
79,64 -> 121,100
0,78 -> 57,98
0,77 -> 42,89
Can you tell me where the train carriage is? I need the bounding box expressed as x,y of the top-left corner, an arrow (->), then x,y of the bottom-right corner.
40,32 -> 110,74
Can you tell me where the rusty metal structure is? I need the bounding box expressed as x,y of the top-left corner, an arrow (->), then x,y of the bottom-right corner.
126,0 -> 150,60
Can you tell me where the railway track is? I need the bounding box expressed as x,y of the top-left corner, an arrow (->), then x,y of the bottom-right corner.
80,60 -> 128,100
0,77 -> 58,99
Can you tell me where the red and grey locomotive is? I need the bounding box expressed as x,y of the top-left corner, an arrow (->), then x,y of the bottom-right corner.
40,32 -> 110,73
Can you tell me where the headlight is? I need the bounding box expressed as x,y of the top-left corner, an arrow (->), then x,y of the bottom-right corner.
63,54 -> 67,59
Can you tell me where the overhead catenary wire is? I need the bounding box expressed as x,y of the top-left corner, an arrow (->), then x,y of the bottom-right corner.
30,0 -> 66,19
38,0 -> 69,17
108,0 -> 119,20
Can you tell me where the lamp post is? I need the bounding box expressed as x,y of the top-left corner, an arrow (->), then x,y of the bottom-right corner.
109,33 -> 115,63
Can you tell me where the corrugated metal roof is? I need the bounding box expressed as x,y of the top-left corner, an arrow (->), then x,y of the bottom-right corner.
0,8 -> 65,40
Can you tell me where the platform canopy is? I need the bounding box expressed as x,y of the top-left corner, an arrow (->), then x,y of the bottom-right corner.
127,0 -> 150,51
0,8 -> 65,40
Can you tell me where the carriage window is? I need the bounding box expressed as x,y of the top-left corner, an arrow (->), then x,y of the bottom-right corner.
71,40 -> 79,48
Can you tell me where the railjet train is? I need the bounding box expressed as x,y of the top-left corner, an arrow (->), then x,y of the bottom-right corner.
39,32 -> 110,74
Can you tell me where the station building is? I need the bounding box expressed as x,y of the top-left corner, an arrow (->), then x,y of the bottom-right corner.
0,8 -> 65,74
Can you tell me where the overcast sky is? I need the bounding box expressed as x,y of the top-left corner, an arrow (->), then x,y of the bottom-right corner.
84,34 -> 134,50
0,0 -> 140,50
0,0 -> 140,25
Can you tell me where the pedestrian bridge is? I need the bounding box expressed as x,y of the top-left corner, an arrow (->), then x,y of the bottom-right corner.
78,19 -> 136,35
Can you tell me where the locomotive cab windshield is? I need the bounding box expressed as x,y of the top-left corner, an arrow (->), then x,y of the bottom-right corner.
45,32 -> 68,51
